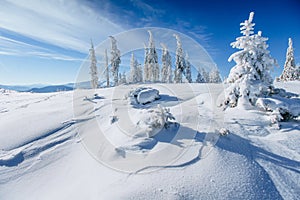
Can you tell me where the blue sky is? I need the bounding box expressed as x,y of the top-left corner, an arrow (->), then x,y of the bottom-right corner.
0,0 -> 299,85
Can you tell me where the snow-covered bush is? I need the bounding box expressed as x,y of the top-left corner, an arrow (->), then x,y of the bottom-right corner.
219,128 -> 230,136
136,105 -> 177,137
224,12 -> 276,108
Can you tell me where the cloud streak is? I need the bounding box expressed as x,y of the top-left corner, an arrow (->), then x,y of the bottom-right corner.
0,0 -> 124,53
0,35 -> 84,61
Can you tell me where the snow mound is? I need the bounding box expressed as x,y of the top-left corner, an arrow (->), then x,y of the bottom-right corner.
257,96 -> 300,116
137,88 -> 160,104
128,87 -> 160,105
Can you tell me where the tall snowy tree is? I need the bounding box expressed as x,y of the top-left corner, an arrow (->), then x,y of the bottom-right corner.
174,34 -> 185,83
279,38 -> 298,81
119,72 -> 127,84
104,49 -> 109,87
202,68 -> 209,83
185,53 -> 192,83
129,53 -> 139,83
196,70 -> 205,83
160,43 -> 172,83
89,40 -> 98,89
110,36 -> 121,86
224,12 -> 276,108
209,69 -> 222,83
136,64 -> 143,83
143,43 -> 150,82
144,31 -> 160,82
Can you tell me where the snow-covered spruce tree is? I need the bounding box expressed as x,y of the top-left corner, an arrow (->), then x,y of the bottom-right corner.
279,38 -> 298,81
129,53 -> 138,83
174,34 -> 185,83
185,53 -> 192,83
202,68 -> 209,83
89,40 -> 98,89
209,69 -> 222,83
160,43 -> 172,83
143,43 -> 150,82
144,30 -> 160,82
136,64 -> 143,82
119,72 -> 127,84
297,65 -> 300,80
224,12 -> 276,108
104,49 -> 109,87
109,36 -> 121,86
196,70 -> 205,83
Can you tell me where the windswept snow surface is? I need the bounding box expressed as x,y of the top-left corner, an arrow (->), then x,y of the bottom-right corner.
0,82 -> 299,199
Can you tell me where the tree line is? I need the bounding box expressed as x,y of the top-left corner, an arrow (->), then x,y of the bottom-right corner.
89,31 -> 222,89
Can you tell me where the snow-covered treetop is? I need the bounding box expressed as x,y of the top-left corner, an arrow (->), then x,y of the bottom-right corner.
89,39 -> 95,54
160,42 -> 167,52
287,38 -> 294,58
240,12 -> 255,36
185,52 -> 189,60
148,30 -> 155,49
173,34 -> 182,49
109,36 -> 120,57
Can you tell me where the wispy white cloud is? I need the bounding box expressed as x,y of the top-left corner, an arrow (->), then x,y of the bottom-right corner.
130,0 -> 165,16
0,35 -> 84,61
0,0 -> 124,53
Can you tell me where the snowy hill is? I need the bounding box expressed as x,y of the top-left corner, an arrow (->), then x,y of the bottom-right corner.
0,82 -> 299,199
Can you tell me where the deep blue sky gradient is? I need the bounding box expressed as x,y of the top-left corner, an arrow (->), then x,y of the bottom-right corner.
0,0 -> 299,84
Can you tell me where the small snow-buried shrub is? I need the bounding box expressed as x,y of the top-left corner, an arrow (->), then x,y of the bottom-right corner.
137,105 -> 177,137
219,128 -> 230,136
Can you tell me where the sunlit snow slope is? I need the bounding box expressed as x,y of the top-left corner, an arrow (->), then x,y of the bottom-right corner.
0,82 -> 299,199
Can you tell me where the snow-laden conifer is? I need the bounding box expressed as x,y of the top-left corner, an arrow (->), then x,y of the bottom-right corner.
89,40 -> 98,89
104,49 -> 109,87
130,53 -> 138,83
185,53 -> 192,83
196,70 -> 205,83
110,36 -> 121,86
144,30 -> 159,82
224,12 -> 276,108
209,69 -> 222,83
279,38 -> 298,81
160,43 -> 172,83
174,34 -> 185,83
136,64 -> 143,83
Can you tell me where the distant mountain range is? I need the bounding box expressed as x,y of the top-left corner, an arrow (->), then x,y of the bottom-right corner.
0,83 -> 74,93
0,81 -> 107,93
0,84 -> 47,92
27,85 -> 74,93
